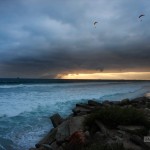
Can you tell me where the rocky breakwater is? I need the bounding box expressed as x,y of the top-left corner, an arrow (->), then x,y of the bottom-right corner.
30,95 -> 150,150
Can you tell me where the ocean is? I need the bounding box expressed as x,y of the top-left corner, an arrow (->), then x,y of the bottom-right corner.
0,80 -> 150,150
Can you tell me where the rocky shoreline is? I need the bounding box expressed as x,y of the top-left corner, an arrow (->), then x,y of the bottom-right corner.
30,94 -> 150,150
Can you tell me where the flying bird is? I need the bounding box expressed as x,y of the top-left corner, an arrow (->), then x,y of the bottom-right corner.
94,21 -> 98,27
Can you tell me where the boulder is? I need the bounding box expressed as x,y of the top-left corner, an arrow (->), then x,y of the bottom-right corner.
36,128 -> 57,148
56,120 -> 70,143
36,147 -> 47,150
76,103 -> 95,110
118,125 -> 146,136
145,93 -> 150,100
118,126 -> 145,131
112,101 -> 121,105
55,116 -> 86,144
76,111 -> 89,116
72,106 -> 91,115
120,99 -> 130,106
42,144 -> 53,150
50,142 -> 60,149
69,116 -> 85,135
50,113 -> 64,128
131,97 -> 147,104
102,100 -> 113,105
88,100 -> 102,106
67,131 -> 86,150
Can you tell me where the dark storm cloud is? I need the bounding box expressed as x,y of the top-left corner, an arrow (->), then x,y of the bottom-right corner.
0,0 -> 150,78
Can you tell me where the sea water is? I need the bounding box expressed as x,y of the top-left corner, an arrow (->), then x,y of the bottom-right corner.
0,81 -> 150,150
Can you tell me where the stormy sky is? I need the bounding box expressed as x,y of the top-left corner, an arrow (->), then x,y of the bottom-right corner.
0,0 -> 150,78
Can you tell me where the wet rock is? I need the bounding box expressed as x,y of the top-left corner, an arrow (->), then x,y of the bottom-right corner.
132,97 -> 147,104
55,116 -> 86,144
69,116 -> 85,135
37,147 -> 47,150
88,100 -> 102,106
72,106 -> 91,115
50,142 -> 59,149
67,131 -> 86,150
145,93 -> 150,99
118,125 -> 147,137
76,111 -> 88,116
36,128 -> 57,148
102,100 -> 113,105
76,103 -> 95,109
42,144 -> 53,150
72,108 -> 80,115
56,120 -> 70,143
112,101 -> 121,105
118,125 -> 145,132
50,113 -> 64,128
120,99 -> 130,106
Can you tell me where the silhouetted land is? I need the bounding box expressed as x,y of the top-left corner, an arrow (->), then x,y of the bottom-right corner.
0,78 -> 149,84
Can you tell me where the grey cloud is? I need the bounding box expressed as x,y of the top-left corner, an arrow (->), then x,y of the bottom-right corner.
0,0 -> 150,78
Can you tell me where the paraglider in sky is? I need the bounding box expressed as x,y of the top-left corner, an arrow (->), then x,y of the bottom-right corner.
94,21 -> 98,27
139,14 -> 145,21
139,14 -> 144,18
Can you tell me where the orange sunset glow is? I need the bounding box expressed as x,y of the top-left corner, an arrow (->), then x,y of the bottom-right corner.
61,72 -> 150,80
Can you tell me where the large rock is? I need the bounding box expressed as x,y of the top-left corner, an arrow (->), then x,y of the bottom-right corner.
88,100 -> 102,106
76,103 -> 95,110
69,116 -> 85,135
118,125 -> 145,132
50,142 -> 63,150
112,101 -> 121,105
145,93 -> 150,100
67,130 -> 86,150
36,128 -> 57,148
55,115 -> 86,144
50,113 -> 64,128
56,120 -> 70,143
131,97 -> 147,104
42,144 -> 53,150
72,106 -> 91,115
120,99 -> 130,106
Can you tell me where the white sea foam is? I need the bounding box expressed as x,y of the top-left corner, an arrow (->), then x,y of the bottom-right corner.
0,81 -> 150,149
